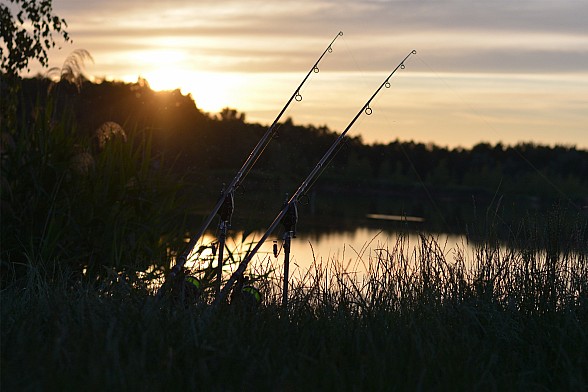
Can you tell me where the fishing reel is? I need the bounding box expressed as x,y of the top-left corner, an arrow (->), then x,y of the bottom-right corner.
230,274 -> 262,307
184,275 -> 202,298
217,187 -> 235,224
281,200 -> 298,237
167,271 -> 203,306
241,285 -> 262,306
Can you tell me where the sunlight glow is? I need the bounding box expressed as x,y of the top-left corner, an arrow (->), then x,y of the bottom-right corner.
142,69 -> 238,113
113,51 -> 587,148
183,72 -> 244,113
127,46 -> 242,112
123,67 -> 588,148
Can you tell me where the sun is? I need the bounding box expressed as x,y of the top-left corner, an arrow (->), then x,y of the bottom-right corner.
129,48 -> 188,92
142,68 -> 184,91
143,68 -> 238,113
128,48 -> 236,113
184,72 -> 240,113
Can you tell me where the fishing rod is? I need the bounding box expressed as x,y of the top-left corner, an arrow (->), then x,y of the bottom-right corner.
157,31 -> 344,298
218,49 -> 418,305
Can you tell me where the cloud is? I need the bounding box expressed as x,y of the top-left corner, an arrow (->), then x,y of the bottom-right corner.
50,0 -> 588,77
58,0 -> 588,36
40,0 -> 587,148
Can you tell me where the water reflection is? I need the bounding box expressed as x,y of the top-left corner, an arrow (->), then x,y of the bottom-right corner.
186,226 -> 470,281
183,192 -> 586,284
286,227 -> 466,271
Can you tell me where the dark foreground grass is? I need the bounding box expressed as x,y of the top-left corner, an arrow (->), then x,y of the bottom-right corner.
2,233 -> 587,391
4,77 -> 586,391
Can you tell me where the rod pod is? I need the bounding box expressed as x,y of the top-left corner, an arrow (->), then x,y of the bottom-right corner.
156,32 -> 344,298
217,50 -> 417,304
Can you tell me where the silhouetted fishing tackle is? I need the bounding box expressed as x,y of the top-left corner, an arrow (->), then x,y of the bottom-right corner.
157,31 -> 344,299
217,50 -> 418,306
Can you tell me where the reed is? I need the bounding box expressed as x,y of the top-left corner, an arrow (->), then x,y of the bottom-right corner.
1,92 -> 186,285
2,87 -> 586,390
2,219 -> 586,390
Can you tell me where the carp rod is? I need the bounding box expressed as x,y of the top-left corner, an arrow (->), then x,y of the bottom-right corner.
218,49 -> 418,304
157,31 -> 344,298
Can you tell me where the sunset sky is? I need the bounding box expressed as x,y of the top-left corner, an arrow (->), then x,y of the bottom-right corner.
24,0 -> 588,148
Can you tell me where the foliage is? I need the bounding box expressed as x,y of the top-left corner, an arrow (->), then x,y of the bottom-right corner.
16,76 -> 587,207
1,220 -> 586,390
0,0 -> 70,76
2,71 -> 586,389
1,80 -> 186,283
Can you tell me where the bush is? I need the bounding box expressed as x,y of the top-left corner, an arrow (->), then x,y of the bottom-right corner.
1,84 -> 185,284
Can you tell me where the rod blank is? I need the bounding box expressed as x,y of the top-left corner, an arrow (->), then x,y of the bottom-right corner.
156,32 -> 344,298
217,50 -> 417,304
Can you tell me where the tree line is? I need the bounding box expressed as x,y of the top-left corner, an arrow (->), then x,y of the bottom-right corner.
16,76 -> 588,205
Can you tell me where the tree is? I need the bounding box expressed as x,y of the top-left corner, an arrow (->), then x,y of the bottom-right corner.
1,0 -> 70,76
218,107 -> 246,123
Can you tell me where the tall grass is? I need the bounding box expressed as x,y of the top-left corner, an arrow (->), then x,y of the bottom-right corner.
1,92 -> 186,284
2,83 -> 586,390
2,222 -> 586,390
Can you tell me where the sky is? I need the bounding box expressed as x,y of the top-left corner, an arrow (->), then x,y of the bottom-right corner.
19,0 -> 588,148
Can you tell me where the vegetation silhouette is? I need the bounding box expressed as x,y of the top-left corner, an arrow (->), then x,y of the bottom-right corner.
2,7 -> 586,391
17,76 -> 588,205
4,74 -> 586,282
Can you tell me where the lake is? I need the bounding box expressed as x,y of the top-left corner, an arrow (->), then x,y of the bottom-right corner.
181,191 -> 586,288
186,219 -> 483,285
